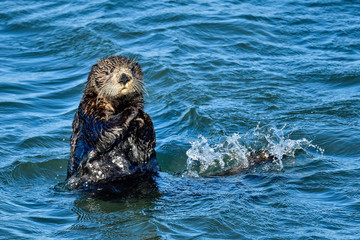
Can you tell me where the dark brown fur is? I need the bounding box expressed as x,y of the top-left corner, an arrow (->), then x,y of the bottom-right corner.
207,150 -> 283,176
67,56 -> 157,192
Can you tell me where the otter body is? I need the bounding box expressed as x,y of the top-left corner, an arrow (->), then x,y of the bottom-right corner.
67,56 -> 157,192
207,150 -> 284,177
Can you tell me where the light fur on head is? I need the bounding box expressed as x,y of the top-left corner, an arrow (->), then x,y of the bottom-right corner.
86,56 -> 146,103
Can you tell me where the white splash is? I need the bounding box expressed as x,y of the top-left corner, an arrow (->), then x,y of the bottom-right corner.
184,124 -> 324,177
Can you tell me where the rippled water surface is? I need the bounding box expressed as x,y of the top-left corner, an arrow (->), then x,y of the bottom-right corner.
1,0 -> 360,239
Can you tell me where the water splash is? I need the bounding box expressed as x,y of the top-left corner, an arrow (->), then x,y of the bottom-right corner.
184,124 -> 324,177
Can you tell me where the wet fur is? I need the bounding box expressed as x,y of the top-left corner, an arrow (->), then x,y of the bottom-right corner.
67,56 -> 157,191
207,150 -> 283,176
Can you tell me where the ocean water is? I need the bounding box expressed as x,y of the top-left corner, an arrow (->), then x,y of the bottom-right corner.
1,0 -> 360,239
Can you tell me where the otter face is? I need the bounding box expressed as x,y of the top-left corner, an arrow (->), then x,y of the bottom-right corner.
88,56 -> 144,100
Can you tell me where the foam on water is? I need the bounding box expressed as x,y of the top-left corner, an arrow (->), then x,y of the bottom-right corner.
185,124 -> 324,177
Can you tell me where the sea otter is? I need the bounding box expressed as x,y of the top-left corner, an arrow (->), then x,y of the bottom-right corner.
66,56 -> 158,192
207,150 -> 285,177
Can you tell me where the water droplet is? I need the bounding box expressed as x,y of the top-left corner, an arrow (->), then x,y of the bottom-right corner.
185,124 -> 322,177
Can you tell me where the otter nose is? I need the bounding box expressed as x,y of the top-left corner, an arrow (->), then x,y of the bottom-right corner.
119,73 -> 130,84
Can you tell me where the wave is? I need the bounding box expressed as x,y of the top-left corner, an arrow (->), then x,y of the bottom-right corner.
0,158 -> 67,187
184,124 -> 324,177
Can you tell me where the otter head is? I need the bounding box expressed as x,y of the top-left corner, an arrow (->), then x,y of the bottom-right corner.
86,56 -> 145,106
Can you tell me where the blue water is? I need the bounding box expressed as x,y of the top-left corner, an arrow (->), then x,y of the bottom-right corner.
1,0 -> 360,239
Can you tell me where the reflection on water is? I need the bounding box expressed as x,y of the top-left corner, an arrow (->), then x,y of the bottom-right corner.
69,194 -> 161,239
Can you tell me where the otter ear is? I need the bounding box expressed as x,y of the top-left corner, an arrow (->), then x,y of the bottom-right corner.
85,64 -> 100,94
88,63 -> 97,77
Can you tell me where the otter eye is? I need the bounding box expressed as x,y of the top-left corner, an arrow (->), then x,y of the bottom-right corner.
131,67 -> 137,75
105,68 -> 115,75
